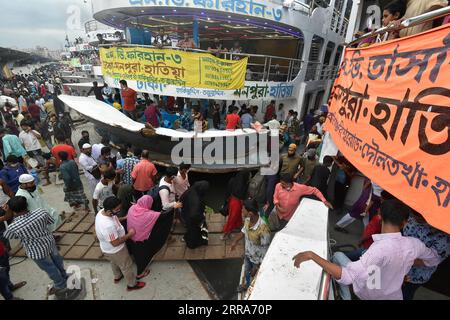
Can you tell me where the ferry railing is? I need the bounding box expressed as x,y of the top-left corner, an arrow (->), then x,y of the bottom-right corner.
347,6 -> 450,47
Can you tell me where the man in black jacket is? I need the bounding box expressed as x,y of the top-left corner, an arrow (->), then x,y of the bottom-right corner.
309,155 -> 334,198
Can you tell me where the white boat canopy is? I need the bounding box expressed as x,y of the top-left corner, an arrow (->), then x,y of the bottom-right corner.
58,95 -> 269,138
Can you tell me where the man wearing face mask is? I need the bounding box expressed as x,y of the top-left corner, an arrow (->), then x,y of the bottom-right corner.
92,170 -> 117,214
0,156 -> 28,193
269,173 -> 333,231
95,196 -> 145,291
15,174 -> 61,232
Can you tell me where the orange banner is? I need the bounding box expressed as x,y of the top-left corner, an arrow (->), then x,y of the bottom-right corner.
325,25 -> 450,233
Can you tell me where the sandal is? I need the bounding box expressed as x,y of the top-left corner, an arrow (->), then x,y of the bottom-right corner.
127,281 -> 146,291
11,281 -> 27,292
114,275 -> 124,283
136,269 -> 150,280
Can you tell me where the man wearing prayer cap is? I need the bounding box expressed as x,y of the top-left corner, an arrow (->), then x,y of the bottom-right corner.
280,143 -> 302,179
16,174 -> 61,232
79,143 -> 100,195
298,148 -> 318,185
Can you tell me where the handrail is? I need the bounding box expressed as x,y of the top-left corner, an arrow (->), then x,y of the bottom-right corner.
99,43 -> 303,63
347,6 -> 450,46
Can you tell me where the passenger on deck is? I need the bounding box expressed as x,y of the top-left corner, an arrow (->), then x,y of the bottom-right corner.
293,200 -> 441,300
144,99 -> 161,128
269,173 -> 332,231
226,106 -> 241,130
264,100 -> 276,123
231,199 -> 271,293
173,163 -> 191,199
153,28 -> 172,49
178,32 -> 196,49
127,195 -> 174,279
180,181 -> 210,249
131,150 -> 157,200
378,0 -> 407,41
119,80 -> 137,120
222,171 -> 251,240
399,0 -> 448,37
95,196 -> 146,292
58,151 -> 89,211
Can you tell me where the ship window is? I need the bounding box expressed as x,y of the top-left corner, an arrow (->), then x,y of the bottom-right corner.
333,45 -> 343,67
323,42 -> 335,65
305,35 -> 324,81
314,90 -> 325,110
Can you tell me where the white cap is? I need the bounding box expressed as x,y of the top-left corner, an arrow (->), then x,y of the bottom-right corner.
19,174 -> 35,184
11,107 -> 19,111
82,143 -> 92,149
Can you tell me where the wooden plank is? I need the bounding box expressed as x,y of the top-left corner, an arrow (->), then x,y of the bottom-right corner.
76,234 -> 96,246
163,246 -> 186,260
184,247 -> 206,260
65,246 -> 90,259
83,246 -> 104,260
57,233 -> 83,246
204,245 -> 226,259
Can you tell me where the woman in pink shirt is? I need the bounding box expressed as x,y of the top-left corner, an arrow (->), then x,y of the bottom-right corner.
127,195 -> 174,279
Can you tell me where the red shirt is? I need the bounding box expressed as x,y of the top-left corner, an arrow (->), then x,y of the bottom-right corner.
121,88 -> 137,111
264,104 -> 275,122
131,159 -> 157,192
0,240 -> 5,256
361,214 -> 382,249
51,144 -> 77,165
28,103 -> 41,120
226,113 -> 240,130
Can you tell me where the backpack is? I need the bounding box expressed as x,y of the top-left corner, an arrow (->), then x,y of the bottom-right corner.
147,185 -> 171,212
246,171 -> 267,206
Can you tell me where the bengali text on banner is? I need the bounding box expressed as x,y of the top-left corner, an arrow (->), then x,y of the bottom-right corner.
325,24 -> 450,233
99,46 -> 248,90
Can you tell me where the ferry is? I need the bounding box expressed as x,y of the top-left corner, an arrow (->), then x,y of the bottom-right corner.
60,0 -> 351,171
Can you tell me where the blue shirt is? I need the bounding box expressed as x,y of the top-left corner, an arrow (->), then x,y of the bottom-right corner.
403,216 -> 450,284
241,113 -> 253,129
0,164 -> 29,193
116,158 -> 125,170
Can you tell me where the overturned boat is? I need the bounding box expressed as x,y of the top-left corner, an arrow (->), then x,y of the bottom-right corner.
59,94 -> 277,173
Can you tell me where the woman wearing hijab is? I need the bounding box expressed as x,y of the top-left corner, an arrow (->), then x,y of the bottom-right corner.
180,181 -> 210,249
127,195 -> 174,278
222,171 -> 251,240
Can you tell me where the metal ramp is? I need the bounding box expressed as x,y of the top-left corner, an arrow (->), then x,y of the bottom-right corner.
11,210 -> 244,261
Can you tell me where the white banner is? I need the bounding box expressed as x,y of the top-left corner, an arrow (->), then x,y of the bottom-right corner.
104,75 -> 297,101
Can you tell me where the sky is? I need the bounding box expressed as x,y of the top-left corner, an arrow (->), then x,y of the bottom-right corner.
0,0 -> 92,50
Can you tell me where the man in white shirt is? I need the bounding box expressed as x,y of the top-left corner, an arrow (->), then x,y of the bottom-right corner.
47,81 -> 55,95
93,170 -> 116,213
18,95 -> 27,112
95,196 -> 146,291
19,121 -> 44,166
78,144 -> 100,195
92,137 -> 109,162
173,163 -> 191,199
263,114 -> 281,131
315,116 -> 326,135
159,167 -> 183,212
276,104 -> 284,123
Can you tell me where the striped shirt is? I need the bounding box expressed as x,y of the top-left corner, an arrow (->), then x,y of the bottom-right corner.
4,209 -> 56,260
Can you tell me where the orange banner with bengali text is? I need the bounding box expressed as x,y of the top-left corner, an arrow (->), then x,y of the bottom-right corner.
325,24 -> 450,233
